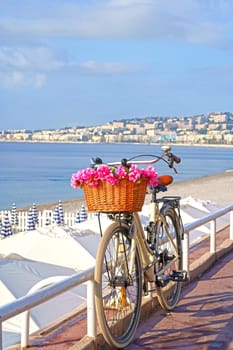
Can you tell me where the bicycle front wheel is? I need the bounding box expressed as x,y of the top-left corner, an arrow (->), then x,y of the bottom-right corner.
95,222 -> 142,348
155,208 -> 183,310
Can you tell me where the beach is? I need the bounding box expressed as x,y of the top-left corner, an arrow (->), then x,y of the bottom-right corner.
160,170 -> 233,207
17,171 -> 233,213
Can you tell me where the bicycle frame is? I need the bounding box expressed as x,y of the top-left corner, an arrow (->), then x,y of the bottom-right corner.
123,193 -> 183,286
131,212 -> 156,283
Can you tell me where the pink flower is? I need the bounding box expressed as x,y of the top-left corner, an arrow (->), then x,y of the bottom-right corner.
141,166 -> 158,186
71,164 -> 158,188
96,165 -> 112,180
116,166 -> 128,179
128,165 -> 141,182
70,167 -> 98,188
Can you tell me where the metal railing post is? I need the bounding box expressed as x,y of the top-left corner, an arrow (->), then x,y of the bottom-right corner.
21,310 -> 30,348
182,231 -> 189,278
210,219 -> 216,253
87,280 -> 96,337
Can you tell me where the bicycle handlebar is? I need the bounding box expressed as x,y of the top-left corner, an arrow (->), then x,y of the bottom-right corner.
90,146 -> 181,174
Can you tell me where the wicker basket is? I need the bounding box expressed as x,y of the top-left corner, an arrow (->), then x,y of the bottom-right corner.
83,178 -> 148,212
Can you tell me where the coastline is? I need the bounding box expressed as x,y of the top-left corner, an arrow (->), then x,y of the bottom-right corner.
17,170 -> 233,213
1,140 -> 233,148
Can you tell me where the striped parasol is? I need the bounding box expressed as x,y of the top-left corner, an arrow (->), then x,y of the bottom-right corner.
79,204 -> 88,222
31,203 -> 39,225
26,208 -> 36,231
58,200 -> 64,225
1,212 -> 13,237
11,203 -> 18,225
52,206 -> 61,225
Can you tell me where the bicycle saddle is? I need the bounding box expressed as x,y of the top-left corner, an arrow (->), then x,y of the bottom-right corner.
157,175 -> 173,186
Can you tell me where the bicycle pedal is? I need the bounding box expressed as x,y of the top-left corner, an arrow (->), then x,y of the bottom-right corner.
156,270 -> 188,287
171,270 -> 188,282
156,274 -> 170,287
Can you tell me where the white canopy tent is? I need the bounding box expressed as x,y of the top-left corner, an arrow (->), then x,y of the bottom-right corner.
0,224 -> 104,349
0,254 -> 87,348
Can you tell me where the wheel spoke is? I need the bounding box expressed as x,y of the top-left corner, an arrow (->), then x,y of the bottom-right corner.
155,208 -> 183,310
95,222 -> 142,348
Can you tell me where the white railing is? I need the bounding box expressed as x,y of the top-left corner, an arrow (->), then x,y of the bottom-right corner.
182,204 -> 233,277
0,268 -> 95,350
0,204 -> 233,350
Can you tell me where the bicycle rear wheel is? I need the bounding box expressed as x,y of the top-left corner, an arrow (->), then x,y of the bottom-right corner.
95,222 -> 142,348
155,208 -> 183,310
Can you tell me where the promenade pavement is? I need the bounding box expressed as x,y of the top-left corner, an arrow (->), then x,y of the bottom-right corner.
124,248 -> 233,350
7,228 -> 233,350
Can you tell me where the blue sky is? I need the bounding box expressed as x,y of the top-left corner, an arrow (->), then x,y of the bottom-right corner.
1,0 -> 233,130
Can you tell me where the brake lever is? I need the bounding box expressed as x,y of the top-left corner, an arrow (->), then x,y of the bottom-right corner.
168,158 -> 178,174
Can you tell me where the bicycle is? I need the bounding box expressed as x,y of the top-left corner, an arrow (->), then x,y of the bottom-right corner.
88,146 -> 187,348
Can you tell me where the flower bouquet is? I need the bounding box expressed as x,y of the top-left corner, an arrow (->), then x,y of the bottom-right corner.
71,164 -> 158,212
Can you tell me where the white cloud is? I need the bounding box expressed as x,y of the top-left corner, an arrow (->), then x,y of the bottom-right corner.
0,45 -> 141,89
0,47 -> 52,88
0,0 -> 232,89
2,72 -> 48,89
1,71 -> 25,87
0,0 -> 232,46
0,47 -> 62,72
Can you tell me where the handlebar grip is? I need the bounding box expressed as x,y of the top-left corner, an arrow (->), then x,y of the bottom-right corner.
90,157 -> 103,166
171,153 -> 181,164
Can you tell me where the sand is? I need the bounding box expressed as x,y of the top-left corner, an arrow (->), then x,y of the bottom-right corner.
165,171 -> 233,207
18,171 -> 233,213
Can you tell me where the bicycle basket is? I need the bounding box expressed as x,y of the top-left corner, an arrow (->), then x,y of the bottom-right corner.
83,178 -> 148,212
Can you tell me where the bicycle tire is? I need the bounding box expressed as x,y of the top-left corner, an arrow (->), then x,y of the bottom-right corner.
95,222 -> 142,348
155,207 -> 183,310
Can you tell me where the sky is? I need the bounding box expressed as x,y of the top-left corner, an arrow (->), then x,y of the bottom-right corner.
1,0 -> 233,130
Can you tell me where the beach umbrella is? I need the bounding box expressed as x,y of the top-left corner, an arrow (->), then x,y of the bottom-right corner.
52,206 -> 61,225
31,203 -> 39,225
58,200 -> 64,225
75,211 -> 81,224
11,203 -> 18,226
0,214 -> 7,237
1,212 -> 13,237
26,208 -> 36,231
79,204 -> 88,222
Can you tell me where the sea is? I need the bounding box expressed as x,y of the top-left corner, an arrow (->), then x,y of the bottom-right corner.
0,142 -> 232,210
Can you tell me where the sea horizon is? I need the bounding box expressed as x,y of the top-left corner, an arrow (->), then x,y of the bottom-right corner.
1,139 -> 233,147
